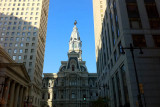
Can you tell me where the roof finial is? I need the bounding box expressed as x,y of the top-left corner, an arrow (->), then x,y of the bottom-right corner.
74,20 -> 77,25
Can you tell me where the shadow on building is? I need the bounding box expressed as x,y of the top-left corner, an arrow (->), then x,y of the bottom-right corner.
0,13 -> 42,107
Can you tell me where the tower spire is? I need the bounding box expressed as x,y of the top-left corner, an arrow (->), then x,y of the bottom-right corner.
69,21 -> 82,61
74,20 -> 77,25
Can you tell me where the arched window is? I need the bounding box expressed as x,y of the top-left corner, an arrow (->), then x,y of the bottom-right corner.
72,65 -> 75,71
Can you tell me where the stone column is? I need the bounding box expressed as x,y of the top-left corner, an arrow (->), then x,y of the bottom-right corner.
22,88 -> 27,107
19,86 -> 24,107
8,81 -> 15,107
14,84 -> 20,107
2,78 -> 10,107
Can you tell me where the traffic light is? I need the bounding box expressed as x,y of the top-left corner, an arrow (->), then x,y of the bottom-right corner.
139,84 -> 144,94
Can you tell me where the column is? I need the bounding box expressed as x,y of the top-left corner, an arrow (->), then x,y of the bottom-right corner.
8,81 -> 15,107
19,86 -> 24,107
2,78 -> 10,107
22,88 -> 27,107
14,84 -> 20,107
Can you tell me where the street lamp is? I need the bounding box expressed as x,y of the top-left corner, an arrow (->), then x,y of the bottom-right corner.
121,43 -> 144,107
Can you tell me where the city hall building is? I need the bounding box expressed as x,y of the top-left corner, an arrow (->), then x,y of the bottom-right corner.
41,22 -> 98,107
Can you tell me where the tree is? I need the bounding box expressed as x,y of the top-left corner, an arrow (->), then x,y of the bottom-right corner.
91,97 -> 110,107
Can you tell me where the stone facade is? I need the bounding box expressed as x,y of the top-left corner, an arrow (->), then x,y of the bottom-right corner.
93,0 -> 160,107
41,22 -> 98,107
0,46 -> 31,107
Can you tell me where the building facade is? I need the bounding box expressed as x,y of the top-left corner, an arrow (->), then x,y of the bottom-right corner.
41,73 -> 57,107
93,0 -> 160,107
0,46 -> 31,107
0,0 -> 50,106
41,22 -> 98,107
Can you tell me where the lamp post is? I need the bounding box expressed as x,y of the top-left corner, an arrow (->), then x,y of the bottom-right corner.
121,43 -> 144,107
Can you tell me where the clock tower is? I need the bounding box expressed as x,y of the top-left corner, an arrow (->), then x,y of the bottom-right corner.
69,21 -> 82,61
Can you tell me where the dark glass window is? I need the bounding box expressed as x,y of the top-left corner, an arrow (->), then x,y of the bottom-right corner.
132,35 -> 146,47
127,4 -> 140,18
118,42 -> 122,54
72,65 -> 75,71
145,3 -> 159,18
153,35 -> 160,47
144,0 -> 160,29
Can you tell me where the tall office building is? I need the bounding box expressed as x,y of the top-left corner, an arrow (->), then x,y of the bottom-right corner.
93,0 -> 160,107
0,0 -> 49,106
93,0 -> 106,61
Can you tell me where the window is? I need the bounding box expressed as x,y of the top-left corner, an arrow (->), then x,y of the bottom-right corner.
48,93 -> 50,99
20,43 -> 23,47
13,56 -> 16,60
33,32 -> 37,36
144,1 -> 160,29
153,35 -> 160,47
8,49 -> 11,53
5,37 -> 8,41
19,56 -> 21,60
31,49 -> 34,53
132,35 -> 146,47
72,92 -> 75,98
25,49 -> 28,53
24,55 -> 27,60
1,38 -> 4,41
32,43 -> 35,46
10,37 -> 14,41
28,27 -> 31,30
4,43 -> 7,47
14,49 -> 17,53
16,37 -> 19,41
15,43 -> 18,47
23,27 -> 26,30
72,65 -> 75,71
30,55 -> 33,60
21,37 -> 24,41
27,37 -> 30,41
34,22 -> 37,25
27,32 -> 31,36
9,43 -> 12,47
1,32 -> 5,36
22,32 -> 25,36
26,43 -> 29,46
29,62 -> 32,67
20,49 -> 23,53
34,27 -> 37,30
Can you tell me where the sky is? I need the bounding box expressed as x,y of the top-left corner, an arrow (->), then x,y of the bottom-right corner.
43,0 -> 96,73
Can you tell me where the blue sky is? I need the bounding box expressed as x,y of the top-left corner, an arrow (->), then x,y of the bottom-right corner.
43,0 -> 96,73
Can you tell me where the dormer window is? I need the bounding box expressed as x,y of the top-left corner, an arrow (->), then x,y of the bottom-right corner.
72,65 -> 75,71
